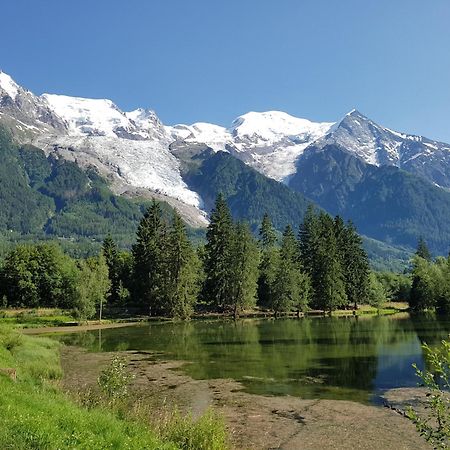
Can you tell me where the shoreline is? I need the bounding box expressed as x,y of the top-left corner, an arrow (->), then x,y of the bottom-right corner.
61,345 -> 430,450
21,321 -> 142,334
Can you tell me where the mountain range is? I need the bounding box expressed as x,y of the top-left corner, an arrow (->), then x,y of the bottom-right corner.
1,69 -> 450,263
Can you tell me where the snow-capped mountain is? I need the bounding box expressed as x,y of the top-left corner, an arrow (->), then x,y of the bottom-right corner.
309,109 -> 450,188
0,71 -> 207,225
0,71 -> 66,136
167,111 -> 334,181
2,68 -> 450,229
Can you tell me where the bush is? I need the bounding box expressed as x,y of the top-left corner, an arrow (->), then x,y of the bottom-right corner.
97,354 -> 134,401
407,339 -> 450,448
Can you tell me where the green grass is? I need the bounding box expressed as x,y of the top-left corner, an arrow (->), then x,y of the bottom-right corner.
0,308 -> 75,328
0,327 -> 228,449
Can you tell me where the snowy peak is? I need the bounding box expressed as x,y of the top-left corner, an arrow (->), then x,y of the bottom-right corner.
230,110 -> 333,144
169,111 -> 335,181
314,109 -> 405,166
0,71 -> 20,99
41,94 -> 131,138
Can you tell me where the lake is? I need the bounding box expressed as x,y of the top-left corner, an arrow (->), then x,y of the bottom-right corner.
58,313 -> 450,404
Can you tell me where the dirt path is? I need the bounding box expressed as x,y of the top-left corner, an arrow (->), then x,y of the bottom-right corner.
61,346 -> 430,450
22,321 -> 141,334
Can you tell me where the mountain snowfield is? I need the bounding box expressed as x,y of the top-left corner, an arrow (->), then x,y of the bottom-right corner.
2,69 -> 450,225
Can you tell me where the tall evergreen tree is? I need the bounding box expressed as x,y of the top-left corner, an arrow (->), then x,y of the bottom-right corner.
102,234 -> 121,304
257,213 -> 279,308
166,211 -> 199,318
202,194 -> 235,310
131,200 -> 168,315
334,217 -> 371,309
416,237 -> 432,262
306,213 -> 347,312
272,225 -> 311,315
230,222 -> 260,317
298,204 -> 320,271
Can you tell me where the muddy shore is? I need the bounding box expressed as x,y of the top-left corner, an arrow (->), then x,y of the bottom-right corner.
61,346 -> 430,449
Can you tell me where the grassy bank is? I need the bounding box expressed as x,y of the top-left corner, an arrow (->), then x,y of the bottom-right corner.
0,327 -> 228,449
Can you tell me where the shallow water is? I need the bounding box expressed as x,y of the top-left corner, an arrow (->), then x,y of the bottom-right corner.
57,313 -> 450,404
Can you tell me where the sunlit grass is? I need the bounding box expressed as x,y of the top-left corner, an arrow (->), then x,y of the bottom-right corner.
0,326 -> 228,449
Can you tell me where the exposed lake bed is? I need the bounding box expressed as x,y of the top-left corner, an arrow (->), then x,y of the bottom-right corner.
61,345 -> 429,449
56,314 -> 444,449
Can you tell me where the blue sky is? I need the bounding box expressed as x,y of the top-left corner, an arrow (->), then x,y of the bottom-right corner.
2,0 -> 450,140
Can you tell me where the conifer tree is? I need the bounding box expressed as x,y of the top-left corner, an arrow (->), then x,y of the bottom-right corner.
102,234 -> 121,304
416,237 -> 432,262
298,204 -> 320,272
334,217 -> 371,309
202,194 -> 234,310
131,200 -> 168,315
257,213 -> 279,308
166,211 -> 199,318
307,213 -> 347,312
228,222 -> 260,317
272,225 -> 310,315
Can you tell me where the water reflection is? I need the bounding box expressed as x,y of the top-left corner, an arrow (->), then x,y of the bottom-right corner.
57,314 -> 450,404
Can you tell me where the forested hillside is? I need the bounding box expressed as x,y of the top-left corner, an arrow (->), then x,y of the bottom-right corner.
184,151 -> 312,231
0,127 -> 201,253
290,144 -> 450,254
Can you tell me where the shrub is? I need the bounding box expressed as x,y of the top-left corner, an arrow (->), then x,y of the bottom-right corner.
407,339 -> 450,448
97,354 -> 134,401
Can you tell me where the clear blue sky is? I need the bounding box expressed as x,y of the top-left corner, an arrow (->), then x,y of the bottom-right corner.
2,0 -> 450,141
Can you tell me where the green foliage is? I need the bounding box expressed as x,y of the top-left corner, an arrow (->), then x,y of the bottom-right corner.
229,222 -> 260,315
73,255 -> 110,320
97,354 -> 134,401
416,237 -> 432,261
202,194 -> 235,310
407,339 -> 450,448
272,225 -> 310,313
1,243 -> 79,309
300,210 -> 348,311
166,212 -> 200,318
0,328 -> 173,449
366,273 -> 387,308
334,217 -> 370,309
376,271 -> 411,302
257,214 -> 280,308
132,200 -> 169,315
160,408 -> 228,450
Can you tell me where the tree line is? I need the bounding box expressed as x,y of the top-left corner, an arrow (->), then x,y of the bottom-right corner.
0,195 -> 387,319
407,237 -> 450,313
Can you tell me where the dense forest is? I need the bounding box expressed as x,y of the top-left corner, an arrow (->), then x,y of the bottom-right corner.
0,194 -> 420,319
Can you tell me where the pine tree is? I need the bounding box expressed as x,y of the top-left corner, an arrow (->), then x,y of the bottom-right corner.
166,211 -> 199,318
308,213 -> 347,312
202,194 -> 235,310
102,234 -> 121,304
131,200 -> 168,316
257,213 -> 279,308
334,217 -> 371,310
230,222 -> 260,317
416,237 -> 432,262
298,204 -> 320,271
272,225 -> 310,315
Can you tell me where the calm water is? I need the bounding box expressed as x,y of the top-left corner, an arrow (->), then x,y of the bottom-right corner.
57,313 -> 450,404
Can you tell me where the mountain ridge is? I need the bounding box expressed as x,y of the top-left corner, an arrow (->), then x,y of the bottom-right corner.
2,70 -> 450,257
